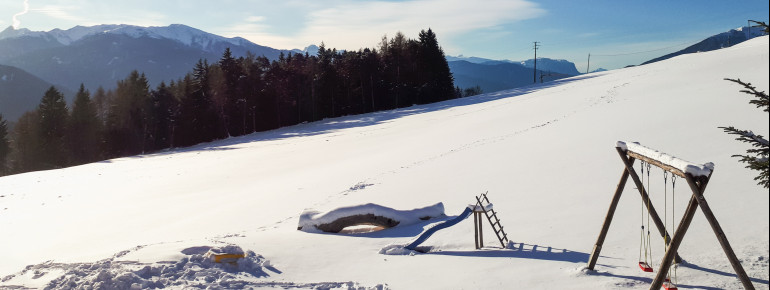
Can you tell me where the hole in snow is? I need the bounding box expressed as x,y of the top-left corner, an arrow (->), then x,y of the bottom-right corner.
338,224 -> 387,234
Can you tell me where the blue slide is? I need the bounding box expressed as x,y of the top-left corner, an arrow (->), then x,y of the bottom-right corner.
404,207 -> 474,250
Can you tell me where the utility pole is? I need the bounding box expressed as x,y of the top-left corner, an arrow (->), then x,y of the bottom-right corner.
533,41 -> 540,83
586,53 -> 591,74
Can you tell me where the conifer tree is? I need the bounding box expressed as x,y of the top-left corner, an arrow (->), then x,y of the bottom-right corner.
67,84 -> 102,165
218,47 -> 246,136
11,111 -> 43,172
38,86 -> 69,168
720,78 -> 769,188
106,71 -> 151,156
148,82 -> 178,150
0,114 -> 9,175
417,28 -> 455,103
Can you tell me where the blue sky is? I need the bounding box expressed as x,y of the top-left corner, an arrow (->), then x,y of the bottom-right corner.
1,0 -> 768,70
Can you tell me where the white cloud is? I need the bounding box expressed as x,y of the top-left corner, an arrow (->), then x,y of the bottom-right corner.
224,0 -> 544,50
31,5 -> 84,23
302,0 -> 544,48
245,16 -> 265,23
12,0 -> 30,29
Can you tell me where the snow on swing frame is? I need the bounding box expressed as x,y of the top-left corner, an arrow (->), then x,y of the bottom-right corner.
616,141 -> 714,178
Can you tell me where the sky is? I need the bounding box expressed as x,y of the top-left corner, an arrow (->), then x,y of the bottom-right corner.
1,0 -> 768,70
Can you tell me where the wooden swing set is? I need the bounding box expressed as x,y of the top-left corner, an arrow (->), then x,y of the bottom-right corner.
586,141 -> 755,290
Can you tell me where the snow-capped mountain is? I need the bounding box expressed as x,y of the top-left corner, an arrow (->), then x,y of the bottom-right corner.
1,24 -> 265,52
0,24 -> 294,95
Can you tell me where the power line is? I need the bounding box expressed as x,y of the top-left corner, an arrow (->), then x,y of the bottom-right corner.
533,41 -> 540,83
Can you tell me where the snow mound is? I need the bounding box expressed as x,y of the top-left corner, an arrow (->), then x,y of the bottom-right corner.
3,245 -> 272,289
298,203 -> 445,232
378,244 -> 418,256
2,244 -> 388,289
51,245 -> 268,289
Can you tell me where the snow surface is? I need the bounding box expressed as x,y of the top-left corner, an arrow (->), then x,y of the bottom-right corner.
1,36 -> 768,289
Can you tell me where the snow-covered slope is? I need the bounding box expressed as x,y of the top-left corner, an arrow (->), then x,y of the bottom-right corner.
0,37 -> 768,289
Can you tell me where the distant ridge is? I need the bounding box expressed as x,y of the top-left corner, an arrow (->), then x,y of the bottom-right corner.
642,26 -> 766,65
0,64 -> 72,121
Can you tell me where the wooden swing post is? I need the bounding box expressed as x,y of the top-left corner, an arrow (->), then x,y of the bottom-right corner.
587,142 -> 754,290
587,147 -> 681,270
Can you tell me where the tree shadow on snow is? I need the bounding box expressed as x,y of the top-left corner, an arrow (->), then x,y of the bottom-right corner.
126,75 -> 601,158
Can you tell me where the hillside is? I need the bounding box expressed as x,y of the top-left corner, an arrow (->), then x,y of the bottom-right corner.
0,64 -> 72,121
0,36 -> 767,289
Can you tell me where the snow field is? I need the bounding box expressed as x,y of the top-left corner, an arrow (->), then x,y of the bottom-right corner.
0,36 -> 768,289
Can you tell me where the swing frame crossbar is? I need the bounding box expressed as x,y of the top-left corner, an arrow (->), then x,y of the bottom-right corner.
586,143 -> 755,290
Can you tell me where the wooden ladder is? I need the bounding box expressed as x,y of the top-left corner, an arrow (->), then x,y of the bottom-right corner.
475,192 -> 509,248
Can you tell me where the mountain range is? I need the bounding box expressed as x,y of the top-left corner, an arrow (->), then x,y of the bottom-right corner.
446,55 -> 582,76
0,24 -> 293,93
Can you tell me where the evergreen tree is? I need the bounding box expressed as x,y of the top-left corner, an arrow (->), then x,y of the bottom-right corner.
148,82 -> 179,150
92,86 -> 111,125
243,55 -> 272,132
176,60 -> 223,147
11,111 -> 43,172
38,86 -> 69,168
218,47 -> 246,136
106,71 -> 151,156
360,48 -> 382,113
316,44 -> 340,119
720,78 -> 769,188
67,84 -> 102,165
0,114 -> 9,175
417,28 -> 455,103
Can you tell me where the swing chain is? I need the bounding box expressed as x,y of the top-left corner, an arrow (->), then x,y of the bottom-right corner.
670,171 -> 675,187
646,162 -> 652,178
671,174 -> 678,285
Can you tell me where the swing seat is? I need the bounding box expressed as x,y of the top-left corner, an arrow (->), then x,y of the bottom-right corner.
663,281 -> 678,290
639,262 -> 654,272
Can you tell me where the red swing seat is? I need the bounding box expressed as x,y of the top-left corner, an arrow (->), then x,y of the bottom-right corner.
639,261 -> 653,272
663,281 -> 678,290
